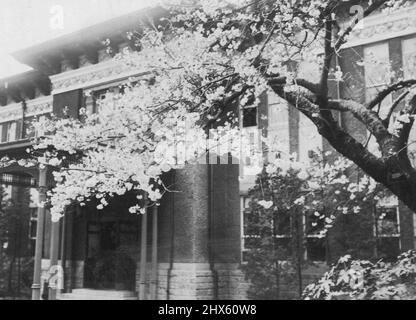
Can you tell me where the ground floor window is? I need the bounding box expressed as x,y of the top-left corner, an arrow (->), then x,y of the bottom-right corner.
304,212 -> 327,262
28,208 -> 38,257
241,195 -> 327,263
374,205 -> 401,261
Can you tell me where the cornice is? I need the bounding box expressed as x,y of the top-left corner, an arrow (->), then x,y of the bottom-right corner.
342,5 -> 416,48
50,60 -> 148,95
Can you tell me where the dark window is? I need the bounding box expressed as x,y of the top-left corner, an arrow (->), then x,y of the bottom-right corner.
274,237 -> 292,258
305,212 -> 325,236
376,207 -> 399,236
306,237 -> 326,262
375,206 -> 400,261
305,212 -> 327,262
93,89 -> 109,114
242,107 -> 257,127
274,210 -> 291,236
378,238 -> 400,262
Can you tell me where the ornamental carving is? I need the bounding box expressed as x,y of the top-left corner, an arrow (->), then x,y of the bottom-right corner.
0,104 -> 23,123
51,60 -> 141,94
26,97 -> 53,117
0,96 -> 52,124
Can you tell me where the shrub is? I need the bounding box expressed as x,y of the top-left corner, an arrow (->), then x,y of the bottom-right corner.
303,250 -> 416,300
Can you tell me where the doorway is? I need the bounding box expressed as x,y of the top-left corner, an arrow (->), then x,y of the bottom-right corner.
84,217 -> 139,291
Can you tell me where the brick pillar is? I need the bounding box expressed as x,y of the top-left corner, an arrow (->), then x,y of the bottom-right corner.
166,164 -> 213,299
155,162 -> 242,300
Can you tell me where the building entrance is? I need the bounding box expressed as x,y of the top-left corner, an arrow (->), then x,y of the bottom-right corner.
84,214 -> 139,291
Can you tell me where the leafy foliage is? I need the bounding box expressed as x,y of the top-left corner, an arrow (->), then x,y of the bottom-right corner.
303,250 -> 416,300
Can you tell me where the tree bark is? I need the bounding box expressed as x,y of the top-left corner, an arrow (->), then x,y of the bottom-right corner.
268,83 -> 416,214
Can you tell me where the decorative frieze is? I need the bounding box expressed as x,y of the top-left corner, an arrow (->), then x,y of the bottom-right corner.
26,96 -> 53,117
51,59 -> 147,95
0,96 -> 52,124
342,5 -> 416,48
0,102 -> 23,123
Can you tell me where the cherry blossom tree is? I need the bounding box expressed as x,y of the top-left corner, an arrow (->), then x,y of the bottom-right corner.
10,0 -> 416,220
243,150 -> 386,299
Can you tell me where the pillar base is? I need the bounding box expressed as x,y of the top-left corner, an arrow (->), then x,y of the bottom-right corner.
135,263 -> 248,300
158,263 -> 216,300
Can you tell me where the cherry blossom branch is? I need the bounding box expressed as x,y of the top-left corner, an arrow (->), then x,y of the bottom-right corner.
382,90 -> 410,127
396,95 -> 416,149
367,79 -> 416,110
320,19 -> 333,99
267,76 -> 320,95
327,99 -> 392,150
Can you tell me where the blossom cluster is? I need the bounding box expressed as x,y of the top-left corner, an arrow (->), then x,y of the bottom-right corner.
254,150 -> 386,237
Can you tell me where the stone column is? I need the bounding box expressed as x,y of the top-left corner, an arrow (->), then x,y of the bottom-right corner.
31,166 -> 47,300
138,207 -> 148,300
48,215 -> 60,299
150,206 -> 158,300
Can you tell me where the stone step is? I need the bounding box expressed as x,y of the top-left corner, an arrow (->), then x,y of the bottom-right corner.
57,296 -> 136,300
58,289 -> 137,300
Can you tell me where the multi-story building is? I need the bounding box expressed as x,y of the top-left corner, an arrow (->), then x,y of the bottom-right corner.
0,3 -> 415,300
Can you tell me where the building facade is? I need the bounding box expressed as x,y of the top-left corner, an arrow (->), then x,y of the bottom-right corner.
0,3 -> 415,300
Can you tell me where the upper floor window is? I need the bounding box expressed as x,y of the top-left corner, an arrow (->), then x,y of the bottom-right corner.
267,91 -> 290,161
84,86 -> 123,115
33,115 -> 46,138
403,37 -> 416,165
402,37 -> 416,80
239,100 -> 262,186
364,42 -> 391,156
6,122 -> 17,142
242,107 -> 257,128
298,113 -> 322,163
364,42 -> 392,119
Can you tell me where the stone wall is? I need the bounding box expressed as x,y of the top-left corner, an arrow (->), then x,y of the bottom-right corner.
136,262 -> 248,300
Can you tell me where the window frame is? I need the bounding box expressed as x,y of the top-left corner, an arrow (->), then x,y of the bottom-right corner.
373,204 -> 401,260
6,121 -> 17,142
240,195 -> 328,263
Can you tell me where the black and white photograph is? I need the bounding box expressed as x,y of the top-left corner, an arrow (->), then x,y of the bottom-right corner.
0,0 -> 416,306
